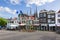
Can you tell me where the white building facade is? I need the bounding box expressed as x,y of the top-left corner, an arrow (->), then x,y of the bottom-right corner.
47,10 -> 56,31
56,11 -> 60,26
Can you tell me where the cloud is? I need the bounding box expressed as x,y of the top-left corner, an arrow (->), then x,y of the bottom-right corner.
0,6 -> 17,15
5,0 -> 55,7
10,0 -> 20,5
25,0 -> 55,7
47,0 -> 55,2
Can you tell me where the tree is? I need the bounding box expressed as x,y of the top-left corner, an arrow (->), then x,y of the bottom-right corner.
0,17 -> 7,27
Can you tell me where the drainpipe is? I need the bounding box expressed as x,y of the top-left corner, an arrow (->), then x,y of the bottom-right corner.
55,24 -> 57,31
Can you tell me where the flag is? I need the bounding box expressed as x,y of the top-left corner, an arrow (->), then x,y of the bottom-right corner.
20,10 -> 23,14
16,10 -> 23,14
20,10 -> 24,17
16,11 -> 19,14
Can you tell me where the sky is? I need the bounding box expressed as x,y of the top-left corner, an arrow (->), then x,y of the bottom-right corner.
0,0 -> 60,18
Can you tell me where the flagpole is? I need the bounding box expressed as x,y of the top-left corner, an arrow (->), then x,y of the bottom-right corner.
20,10 -> 22,24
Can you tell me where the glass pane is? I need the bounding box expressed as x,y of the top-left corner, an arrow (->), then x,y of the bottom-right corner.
48,15 -> 51,18
44,14 -> 46,17
58,15 -> 60,17
51,15 -> 54,18
58,19 -> 60,23
51,21 -> 54,23
48,19 -> 51,23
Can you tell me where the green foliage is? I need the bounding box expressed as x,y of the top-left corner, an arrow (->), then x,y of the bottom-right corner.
0,17 -> 8,26
29,25 -> 33,30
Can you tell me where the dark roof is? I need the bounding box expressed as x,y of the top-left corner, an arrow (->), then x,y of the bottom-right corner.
18,14 -> 29,17
40,9 -> 47,12
58,10 -> 60,13
49,10 -> 55,12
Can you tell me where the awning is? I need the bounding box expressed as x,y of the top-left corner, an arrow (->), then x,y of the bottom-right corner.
56,24 -> 60,26
19,24 -> 26,26
33,24 -> 39,26
49,24 -> 55,26
41,24 -> 47,26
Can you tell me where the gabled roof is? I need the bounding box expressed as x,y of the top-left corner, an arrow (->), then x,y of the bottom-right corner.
39,9 -> 47,13
49,10 -> 55,12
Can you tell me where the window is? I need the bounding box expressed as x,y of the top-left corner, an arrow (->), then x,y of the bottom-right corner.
51,21 -> 55,23
48,14 -> 55,18
48,15 -> 51,18
43,18 -> 46,22
40,18 -> 46,23
29,20 -> 32,24
10,21 -> 14,23
26,20 -> 30,25
39,13 -> 43,17
58,19 -> 60,23
40,19 -> 43,21
48,19 -> 51,23
51,15 -> 55,18
39,13 -> 46,18
33,20 -> 39,24
48,19 -> 55,23
22,18 -> 24,20
43,13 -> 46,17
22,21 -> 26,23
58,15 -> 60,17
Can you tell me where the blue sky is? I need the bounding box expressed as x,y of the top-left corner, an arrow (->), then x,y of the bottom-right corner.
0,0 -> 60,18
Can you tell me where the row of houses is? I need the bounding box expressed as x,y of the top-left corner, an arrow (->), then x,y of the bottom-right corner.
7,9 -> 60,31
39,10 -> 55,31
18,12 -> 39,30
39,9 -> 60,31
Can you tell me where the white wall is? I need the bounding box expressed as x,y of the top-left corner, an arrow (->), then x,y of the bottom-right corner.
55,13 -> 60,26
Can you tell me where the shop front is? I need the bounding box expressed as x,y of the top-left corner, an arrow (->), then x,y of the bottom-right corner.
19,24 -> 26,30
33,24 -> 40,30
40,24 -> 47,31
49,24 -> 56,31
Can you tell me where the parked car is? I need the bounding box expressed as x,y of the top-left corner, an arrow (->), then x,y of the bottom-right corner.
6,23 -> 19,30
6,19 -> 19,30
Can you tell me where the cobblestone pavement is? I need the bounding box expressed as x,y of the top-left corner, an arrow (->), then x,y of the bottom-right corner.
0,30 -> 60,40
